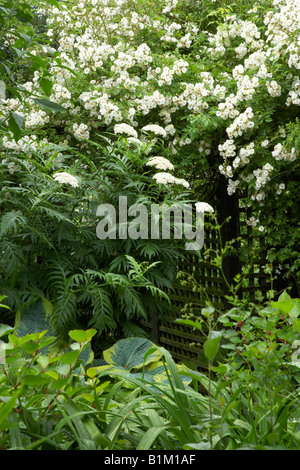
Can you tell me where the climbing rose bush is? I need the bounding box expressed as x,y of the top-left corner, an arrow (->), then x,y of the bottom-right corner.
0,0 -> 299,288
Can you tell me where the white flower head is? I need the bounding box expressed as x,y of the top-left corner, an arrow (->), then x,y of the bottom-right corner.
127,137 -> 144,147
53,172 -> 79,188
153,172 -> 177,185
114,123 -> 138,139
146,156 -> 175,171
153,172 -> 189,188
174,177 -> 190,189
195,202 -> 214,213
141,124 -> 167,137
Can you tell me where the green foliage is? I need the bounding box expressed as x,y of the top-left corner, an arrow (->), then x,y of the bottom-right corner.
0,326 -> 200,450
0,0 -> 299,452
1,293 -> 300,451
88,336 -> 192,388
0,326 -> 105,450
98,337 -> 163,371
15,298 -> 56,338
0,133 -> 189,343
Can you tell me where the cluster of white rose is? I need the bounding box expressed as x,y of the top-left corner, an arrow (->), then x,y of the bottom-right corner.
231,143 -> 256,170
73,123 -> 90,141
0,0 -> 299,215
218,139 -> 237,159
272,143 -> 297,162
245,214 -> 264,232
50,84 -> 72,107
226,107 -> 254,139
79,87 -> 123,125
198,140 -> 211,156
216,95 -> 239,120
286,78 -> 300,106
135,91 -> 170,116
266,80 -> 282,97
253,163 -> 274,191
227,178 -> 240,196
24,109 -> 50,129
206,17 -> 261,58
264,0 -> 300,69
155,59 -> 189,86
176,82 -> 210,114
2,135 -> 49,154
205,0 -> 299,202
246,216 -> 259,227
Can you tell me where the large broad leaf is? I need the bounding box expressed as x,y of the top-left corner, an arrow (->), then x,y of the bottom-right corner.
272,293 -> 300,319
39,77 -> 53,96
15,298 -> 57,352
66,341 -> 95,375
88,338 -> 192,390
98,337 -> 163,372
132,361 -> 193,386
103,337 -> 163,371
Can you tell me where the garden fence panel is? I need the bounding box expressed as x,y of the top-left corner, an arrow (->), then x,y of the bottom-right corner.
142,199 -> 269,370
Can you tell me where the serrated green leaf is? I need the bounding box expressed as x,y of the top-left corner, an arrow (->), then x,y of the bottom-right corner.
0,388 -> 23,427
0,324 -> 14,338
36,355 -> 49,369
60,350 -> 80,365
271,300 -> 294,314
22,375 -> 50,386
68,329 -> 97,344
44,370 -> 59,380
20,341 -> 39,355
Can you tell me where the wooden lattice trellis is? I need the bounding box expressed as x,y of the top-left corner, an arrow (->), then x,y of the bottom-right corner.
142,196 -> 270,369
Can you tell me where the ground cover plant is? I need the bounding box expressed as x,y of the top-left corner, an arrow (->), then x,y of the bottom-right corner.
0,293 -> 300,450
0,0 -> 299,452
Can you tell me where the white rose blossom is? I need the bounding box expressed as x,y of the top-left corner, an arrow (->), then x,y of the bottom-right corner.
0,0 -> 298,213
